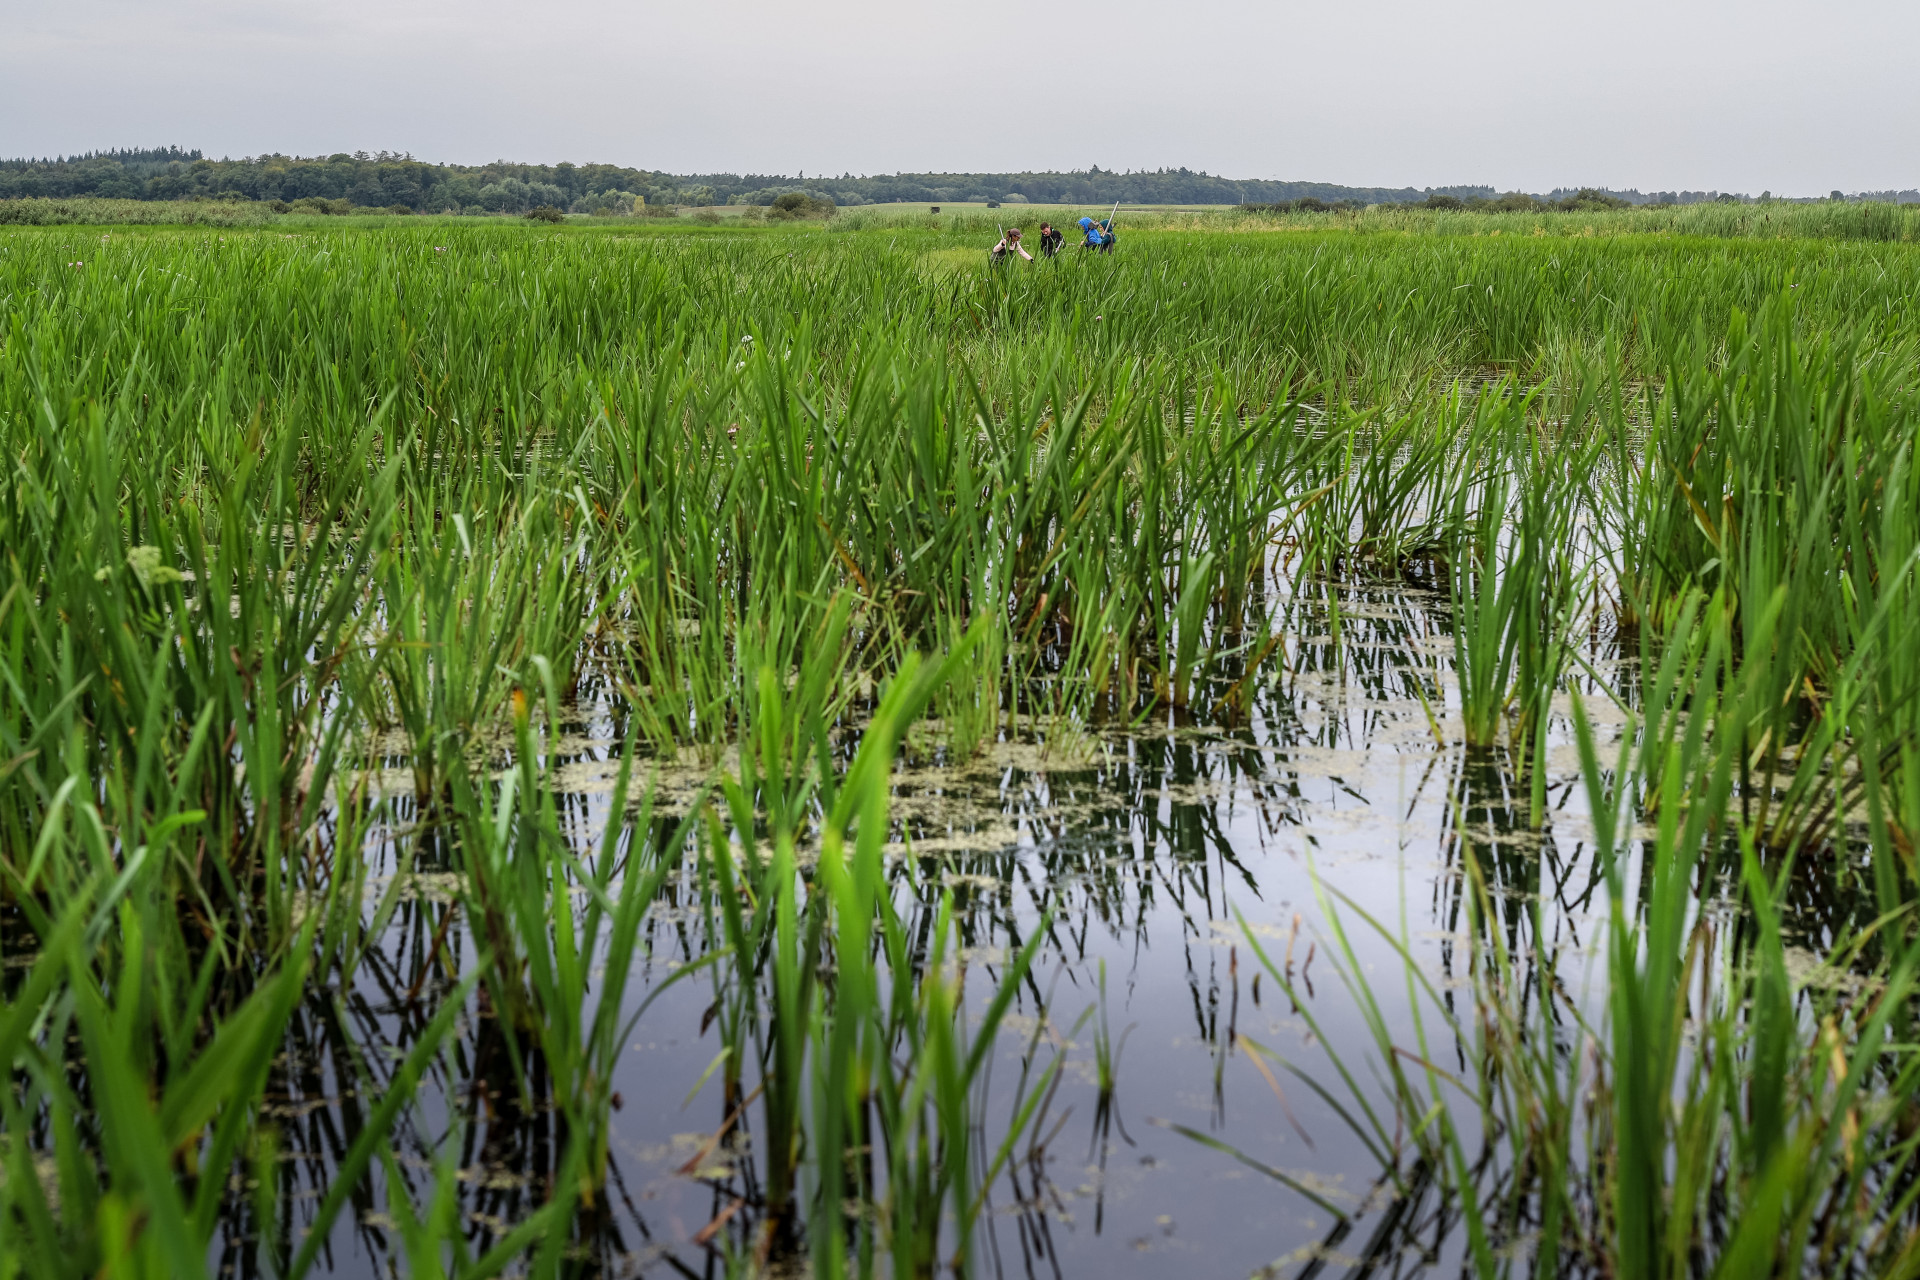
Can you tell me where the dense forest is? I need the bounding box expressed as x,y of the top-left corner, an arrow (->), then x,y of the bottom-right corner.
3,148 -> 1913,213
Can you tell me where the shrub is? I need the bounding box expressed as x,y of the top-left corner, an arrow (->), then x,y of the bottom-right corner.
525,205 -> 566,224
767,192 -> 836,221
1556,188 -> 1630,212
289,196 -> 351,216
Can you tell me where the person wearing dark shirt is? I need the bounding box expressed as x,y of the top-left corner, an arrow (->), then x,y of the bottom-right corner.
991,227 -> 1033,265
1036,222 -> 1065,258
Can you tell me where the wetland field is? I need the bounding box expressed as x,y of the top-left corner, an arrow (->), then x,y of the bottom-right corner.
5,218 -> 1920,1278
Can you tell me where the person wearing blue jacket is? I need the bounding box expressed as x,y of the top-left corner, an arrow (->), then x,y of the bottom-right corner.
1077,216 -> 1117,254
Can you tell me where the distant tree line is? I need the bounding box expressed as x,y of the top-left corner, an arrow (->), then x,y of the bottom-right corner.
1413,189 -> 1632,212
0,149 -> 712,215
3,150 -> 1914,214
1256,187 -> 1920,214
703,168 -> 1500,208
0,152 -> 1482,211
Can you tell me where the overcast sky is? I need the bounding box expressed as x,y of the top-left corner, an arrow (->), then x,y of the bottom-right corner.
3,0 -> 1913,195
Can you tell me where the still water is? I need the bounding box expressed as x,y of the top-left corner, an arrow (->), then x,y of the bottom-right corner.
239,579 -> 1684,1279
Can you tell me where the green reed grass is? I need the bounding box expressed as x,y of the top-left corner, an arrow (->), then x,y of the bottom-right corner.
6,216 -> 1920,1274
1195,302 -> 1920,1274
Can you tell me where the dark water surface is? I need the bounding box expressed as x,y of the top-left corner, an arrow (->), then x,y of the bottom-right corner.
235,581 -> 1671,1279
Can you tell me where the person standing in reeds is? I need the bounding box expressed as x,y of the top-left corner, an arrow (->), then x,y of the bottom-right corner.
1036,221 -> 1064,258
991,227 -> 1033,265
1077,215 -> 1116,253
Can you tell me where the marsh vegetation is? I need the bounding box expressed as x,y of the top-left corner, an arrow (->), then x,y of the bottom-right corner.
3,221 -> 1920,1277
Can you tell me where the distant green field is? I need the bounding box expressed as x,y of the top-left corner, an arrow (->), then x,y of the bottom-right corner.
9,193 -> 1919,241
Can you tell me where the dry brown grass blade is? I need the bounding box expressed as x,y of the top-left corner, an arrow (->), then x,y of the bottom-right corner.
1237,1033 -> 1315,1150
677,1081 -> 765,1178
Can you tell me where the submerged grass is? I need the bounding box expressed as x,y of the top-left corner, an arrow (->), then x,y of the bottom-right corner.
2,217 -> 1920,1274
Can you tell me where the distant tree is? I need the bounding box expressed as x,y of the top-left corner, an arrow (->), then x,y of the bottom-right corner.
1423,193 -> 1464,210
476,180 -> 520,212
570,188 -> 641,216
1556,189 -> 1630,211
